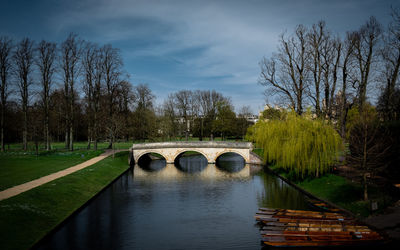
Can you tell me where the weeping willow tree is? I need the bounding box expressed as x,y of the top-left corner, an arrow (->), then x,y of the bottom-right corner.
247,111 -> 343,178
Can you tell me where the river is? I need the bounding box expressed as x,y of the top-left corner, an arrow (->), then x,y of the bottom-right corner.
34,153 -> 311,250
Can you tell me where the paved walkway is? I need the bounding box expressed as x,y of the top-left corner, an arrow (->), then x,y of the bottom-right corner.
0,149 -> 127,201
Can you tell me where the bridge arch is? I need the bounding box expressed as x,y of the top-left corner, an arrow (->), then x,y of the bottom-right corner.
173,149 -> 209,164
137,151 -> 168,163
214,150 -> 247,163
131,141 -> 253,164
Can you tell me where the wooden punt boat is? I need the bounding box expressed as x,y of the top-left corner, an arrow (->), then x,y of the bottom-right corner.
307,199 -> 342,212
256,208 -> 383,247
256,208 -> 352,221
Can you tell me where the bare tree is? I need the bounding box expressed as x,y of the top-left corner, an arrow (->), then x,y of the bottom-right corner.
339,32 -> 357,138
327,38 -> 342,119
321,35 -> 341,119
102,44 -> 123,149
0,36 -> 13,151
174,90 -> 193,141
60,33 -> 82,151
133,84 -> 155,140
259,25 -> 309,115
118,80 -> 135,141
161,94 -> 178,139
82,42 -> 98,149
198,90 -> 226,140
14,38 -> 35,151
353,16 -> 382,111
379,7 -> 400,121
307,21 -> 325,117
36,40 -> 56,151
347,112 -> 391,200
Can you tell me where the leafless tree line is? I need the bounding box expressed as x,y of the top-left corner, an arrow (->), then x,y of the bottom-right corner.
0,33 -> 134,151
0,34 -> 254,151
259,8 -> 400,137
160,90 -> 252,141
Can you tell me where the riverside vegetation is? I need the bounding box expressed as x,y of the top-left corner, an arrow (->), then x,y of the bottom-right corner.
0,151 -> 130,250
248,109 -> 396,218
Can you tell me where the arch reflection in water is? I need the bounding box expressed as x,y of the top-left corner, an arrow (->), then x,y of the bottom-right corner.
174,152 -> 208,173
216,152 -> 245,173
137,153 -> 166,172
133,163 -> 253,181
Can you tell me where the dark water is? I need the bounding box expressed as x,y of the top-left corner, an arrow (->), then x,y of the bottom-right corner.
35,154 -> 311,250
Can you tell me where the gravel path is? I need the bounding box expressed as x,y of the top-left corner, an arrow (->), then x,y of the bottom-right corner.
0,149 -> 127,201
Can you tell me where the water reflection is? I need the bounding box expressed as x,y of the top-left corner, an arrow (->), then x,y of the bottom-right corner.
216,152 -> 245,173
175,154 -> 208,173
133,163 -> 252,180
34,155 -> 312,250
255,169 -> 309,210
137,153 -> 166,172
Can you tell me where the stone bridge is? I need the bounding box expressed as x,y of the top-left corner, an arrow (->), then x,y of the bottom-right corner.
129,141 -> 253,164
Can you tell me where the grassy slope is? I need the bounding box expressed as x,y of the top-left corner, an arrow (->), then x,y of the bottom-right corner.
0,150 -> 103,191
295,174 -> 369,217
0,151 -> 130,250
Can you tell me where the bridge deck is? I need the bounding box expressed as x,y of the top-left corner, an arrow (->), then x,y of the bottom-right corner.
130,141 -> 252,150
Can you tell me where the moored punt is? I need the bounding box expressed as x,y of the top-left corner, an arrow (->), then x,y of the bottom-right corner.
307,199 -> 342,212
257,208 -> 351,220
256,208 -> 383,247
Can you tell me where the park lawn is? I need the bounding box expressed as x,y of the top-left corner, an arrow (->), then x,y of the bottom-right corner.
3,141 -> 133,152
0,151 -> 130,250
0,149 -> 104,191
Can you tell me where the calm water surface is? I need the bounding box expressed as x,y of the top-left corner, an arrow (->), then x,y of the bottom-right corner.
35,154 -> 311,250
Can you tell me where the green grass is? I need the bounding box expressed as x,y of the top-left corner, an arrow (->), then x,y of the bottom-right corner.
2,141 -> 133,152
0,149 -> 104,191
2,138 -> 241,152
285,172 -> 393,218
0,151 -> 130,250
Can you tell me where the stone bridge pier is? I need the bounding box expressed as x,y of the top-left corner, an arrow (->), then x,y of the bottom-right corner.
130,141 -> 253,164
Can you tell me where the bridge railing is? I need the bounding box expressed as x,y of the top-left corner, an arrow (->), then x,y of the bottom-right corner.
130,141 -> 253,150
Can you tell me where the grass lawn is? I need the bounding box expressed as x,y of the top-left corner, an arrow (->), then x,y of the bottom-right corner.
268,164 -> 394,218
3,141 -> 133,152
0,149 -> 104,191
295,174 -> 394,218
0,151 -> 130,250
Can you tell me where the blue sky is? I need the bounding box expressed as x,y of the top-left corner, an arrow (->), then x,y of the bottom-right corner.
1,0 -> 399,113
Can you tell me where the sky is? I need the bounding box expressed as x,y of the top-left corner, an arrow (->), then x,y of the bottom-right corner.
1,0 -> 399,113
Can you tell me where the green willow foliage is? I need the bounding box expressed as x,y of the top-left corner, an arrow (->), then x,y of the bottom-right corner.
247,111 -> 343,178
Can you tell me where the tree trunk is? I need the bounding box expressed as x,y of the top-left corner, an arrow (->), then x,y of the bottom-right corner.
87,126 -> 91,149
69,85 -> 74,151
65,130 -> 69,149
1,104 -> 4,152
199,118 -> 203,141
45,106 -> 50,150
362,122 -> 368,201
69,125 -> 73,151
363,173 -> 368,201
94,111 -> 97,151
23,104 -> 27,151
45,120 -> 50,151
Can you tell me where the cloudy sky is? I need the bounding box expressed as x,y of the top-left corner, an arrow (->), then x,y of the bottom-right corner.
1,0 -> 399,113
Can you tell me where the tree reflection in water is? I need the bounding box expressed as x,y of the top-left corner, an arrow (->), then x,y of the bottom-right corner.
256,170 -> 310,210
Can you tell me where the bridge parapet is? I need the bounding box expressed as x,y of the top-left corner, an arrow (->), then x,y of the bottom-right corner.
130,141 -> 253,164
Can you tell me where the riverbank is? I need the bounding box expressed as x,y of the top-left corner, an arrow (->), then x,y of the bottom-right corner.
0,151 -> 130,250
0,150 -> 104,191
